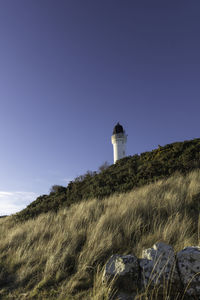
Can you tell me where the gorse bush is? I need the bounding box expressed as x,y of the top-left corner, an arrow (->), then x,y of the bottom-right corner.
0,169 -> 199,299
15,138 -> 200,222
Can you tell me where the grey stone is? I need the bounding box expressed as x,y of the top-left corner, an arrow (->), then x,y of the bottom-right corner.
139,242 -> 181,292
177,246 -> 200,296
103,243 -> 200,298
103,254 -> 139,293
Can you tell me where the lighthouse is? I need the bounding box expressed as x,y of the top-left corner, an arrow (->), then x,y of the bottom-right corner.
111,122 -> 127,164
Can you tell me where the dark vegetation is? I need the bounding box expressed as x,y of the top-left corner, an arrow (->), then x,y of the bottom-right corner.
16,138 -> 200,222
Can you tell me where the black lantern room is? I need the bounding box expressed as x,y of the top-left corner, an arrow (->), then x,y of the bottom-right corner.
112,122 -> 124,134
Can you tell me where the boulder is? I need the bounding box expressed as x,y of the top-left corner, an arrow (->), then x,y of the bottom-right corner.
139,242 -> 181,293
102,254 -> 139,293
177,246 -> 200,296
102,243 -> 200,298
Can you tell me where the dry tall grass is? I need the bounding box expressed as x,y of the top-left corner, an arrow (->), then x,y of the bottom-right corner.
0,170 -> 199,299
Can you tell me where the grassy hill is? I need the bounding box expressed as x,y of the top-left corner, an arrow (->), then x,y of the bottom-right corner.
0,169 -> 199,299
16,138 -> 200,222
0,138 -> 200,299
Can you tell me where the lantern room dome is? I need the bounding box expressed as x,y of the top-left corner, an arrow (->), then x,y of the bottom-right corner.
113,122 -> 124,134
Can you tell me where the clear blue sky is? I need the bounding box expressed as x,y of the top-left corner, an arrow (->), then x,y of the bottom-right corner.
0,0 -> 200,215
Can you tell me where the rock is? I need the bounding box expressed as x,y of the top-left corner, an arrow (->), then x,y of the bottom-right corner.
177,246 -> 200,296
139,242 -> 181,293
103,243 -> 200,299
103,254 -> 139,293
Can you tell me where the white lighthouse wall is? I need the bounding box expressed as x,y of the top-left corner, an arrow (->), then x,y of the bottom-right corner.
113,139 -> 126,163
111,132 -> 127,163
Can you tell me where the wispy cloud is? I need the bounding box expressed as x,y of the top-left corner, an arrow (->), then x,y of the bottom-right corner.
61,178 -> 73,184
0,191 -> 38,216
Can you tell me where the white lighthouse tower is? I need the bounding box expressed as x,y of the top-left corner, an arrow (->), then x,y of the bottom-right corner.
111,122 -> 127,164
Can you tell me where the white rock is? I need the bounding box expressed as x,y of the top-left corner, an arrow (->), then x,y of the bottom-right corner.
140,242 -> 181,292
177,246 -> 200,296
103,254 -> 139,293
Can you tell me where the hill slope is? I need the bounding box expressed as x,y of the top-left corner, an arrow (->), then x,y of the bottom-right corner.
16,137 -> 200,221
0,169 -> 199,299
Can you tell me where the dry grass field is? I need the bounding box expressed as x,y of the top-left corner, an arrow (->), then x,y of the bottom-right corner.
0,169 -> 199,299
